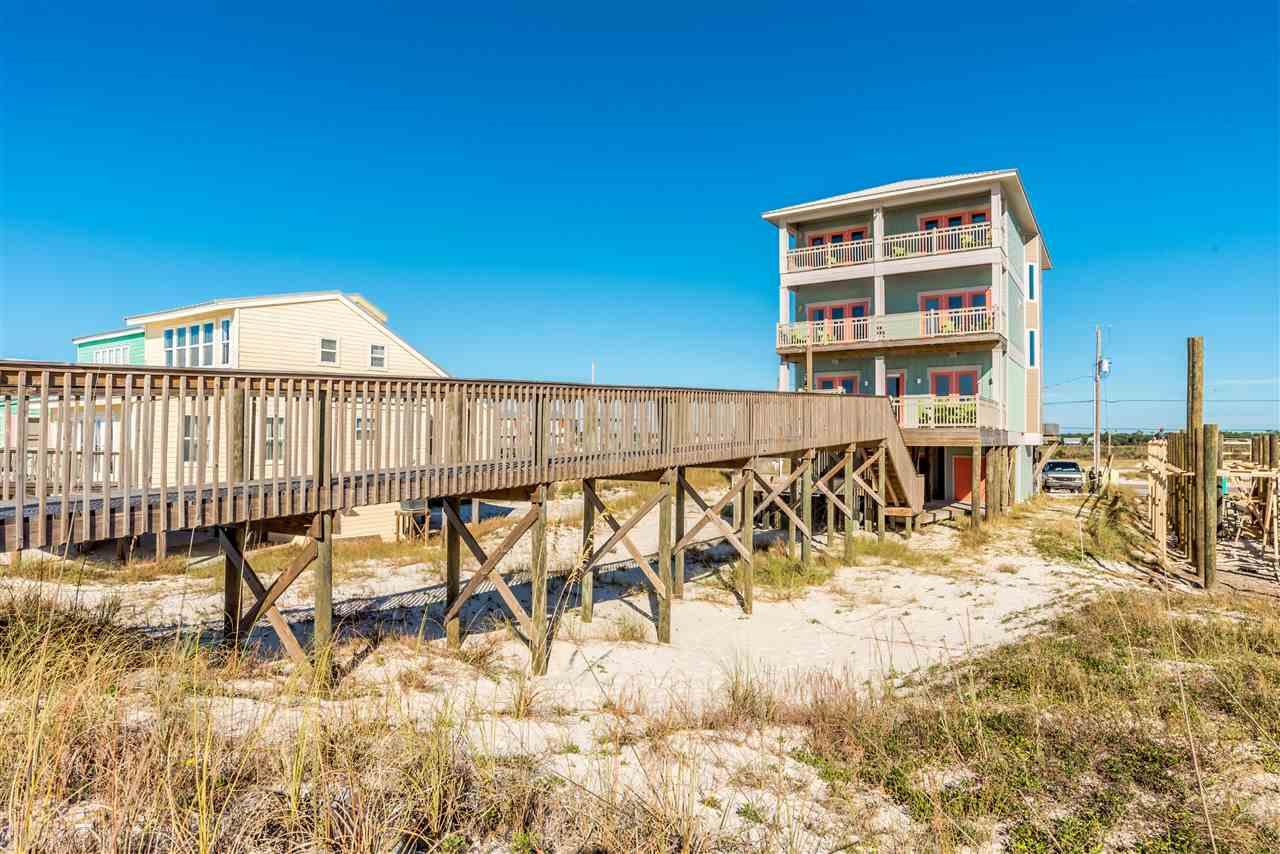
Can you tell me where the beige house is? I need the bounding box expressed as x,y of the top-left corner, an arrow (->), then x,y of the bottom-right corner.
72,291 -> 448,541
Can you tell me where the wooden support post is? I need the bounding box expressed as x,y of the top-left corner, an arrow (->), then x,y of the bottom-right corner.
876,442 -> 886,542
742,459 -> 755,615
904,513 -> 912,539
1203,424 -> 1218,590
470,497 -> 480,525
971,444 -> 982,527
673,468 -> 685,599
445,496 -> 462,646
843,446 -> 856,561
990,448 -> 1002,520
529,484 -> 549,675
156,530 -> 168,561
222,524 -> 245,645
313,511 -> 333,657
312,385 -> 332,662
801,450 -> 814,565
804,345 -> 813,393
1188,337 -> 1204,574
657,469 -> 674,642
580,479 -> 595,621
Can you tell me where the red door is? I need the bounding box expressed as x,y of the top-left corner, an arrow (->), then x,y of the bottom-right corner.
953,455 -> 986,504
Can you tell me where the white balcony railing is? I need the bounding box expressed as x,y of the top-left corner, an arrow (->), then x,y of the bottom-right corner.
881,221 -> 991,260
784,238 -> 874,272
776,305 -> 1004,349
891,395 -> 1003,430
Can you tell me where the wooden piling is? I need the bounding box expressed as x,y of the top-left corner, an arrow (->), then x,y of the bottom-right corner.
1203,424 -> 1218,589
530,484 -> 549,674
222,524 -> 245,645
971,444 -> 982,526
844,446 -> 856,561
742,460 -> 755,615
1188,337 -> 1204,575
876,442 -> 886,542
801,450 -> 814,564
673,467 -> 685,599
314,511 -> 333,654
445,495 -> 462,646
580,480 -> 595,621
657,470 -> 674,642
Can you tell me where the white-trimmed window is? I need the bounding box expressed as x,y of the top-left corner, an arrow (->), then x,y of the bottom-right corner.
221,319 -> 232,364
181,415 -> 211,463
369,343 -> 386,369
264,416 -> 285,462
163,320 -> 232,367
90,344 -> 129,364
319,338 -> 339,365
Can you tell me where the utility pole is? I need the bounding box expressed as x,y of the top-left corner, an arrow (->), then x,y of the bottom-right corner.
1093,325 -> 1101,478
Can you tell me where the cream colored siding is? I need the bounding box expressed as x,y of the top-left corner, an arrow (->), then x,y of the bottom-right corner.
336,501 -> 401,542
236,299 -> 442,377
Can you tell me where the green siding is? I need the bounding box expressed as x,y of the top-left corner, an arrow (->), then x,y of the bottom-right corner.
794,279 -> 875,321
884,192 -> 990,235
1007,355 -> 1026,437
883,265 -> 993,314
802,355 -> 877,393
1006,212 -> 1026,278
1006,271 -> 1026,354
76,331 -> 145,365
885,351 -> 994,398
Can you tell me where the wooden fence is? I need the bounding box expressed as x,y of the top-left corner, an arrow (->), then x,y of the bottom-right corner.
1,361 -> 923,552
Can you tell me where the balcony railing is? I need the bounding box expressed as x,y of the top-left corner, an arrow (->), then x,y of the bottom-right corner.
882,221 -> 991,260
776,305 -> 1004,349
892,395 -> 1003,430
784,238 -> 874,272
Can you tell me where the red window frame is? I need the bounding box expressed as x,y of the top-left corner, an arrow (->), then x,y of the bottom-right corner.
808,224 -> 873,247
807,299 -> 871,322
917,208 -> 990,231
814,372 -> 862,395
929,368 -> 980,397
918,289 -> 990,312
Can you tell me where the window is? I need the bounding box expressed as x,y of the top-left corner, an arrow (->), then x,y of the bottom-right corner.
221,319 -> 232,364
175,327 -> 187,367
202,322 -> 214,366
809,236 -> 825,247
806,300 -> 871,322
264,417 -> 285,462
815,373 -> 861,395
370,344 -> 386,369
1027,263 -> 1037,301
183,417 -> 209,463
188,324 -> 200,366
320,338 -> 339,364
164,329 -> 174,366
918,289 -> 990,312
930,368 -> 980,397
917,209 -> 990,230
806,225 -> 872,246
1028,330 -> 1037,368
90,344 -> 129,364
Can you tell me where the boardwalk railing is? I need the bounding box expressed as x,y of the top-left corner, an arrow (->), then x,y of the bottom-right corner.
1,361 -> 923,551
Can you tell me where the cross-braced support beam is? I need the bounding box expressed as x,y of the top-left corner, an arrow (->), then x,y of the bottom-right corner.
579,473 -> 676,642
441,487 -> 547,670
218,516 -> 329,668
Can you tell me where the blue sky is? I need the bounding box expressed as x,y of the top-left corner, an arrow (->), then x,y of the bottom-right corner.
2,2 -> 1276,431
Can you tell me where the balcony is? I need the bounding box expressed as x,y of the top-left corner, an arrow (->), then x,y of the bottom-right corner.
783,221 -> 993,274
776,305 -> 1004,352
892,395 -> 1003,431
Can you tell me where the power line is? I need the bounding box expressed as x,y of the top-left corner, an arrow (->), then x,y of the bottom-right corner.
1044,398 -> 1280,405
1043,374 -> 1094,390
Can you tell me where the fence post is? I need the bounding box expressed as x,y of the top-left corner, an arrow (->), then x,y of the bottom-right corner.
1203,424 -> 1218,589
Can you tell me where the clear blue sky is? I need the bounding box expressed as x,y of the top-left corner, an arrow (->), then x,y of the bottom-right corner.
2,2 -> 1277,431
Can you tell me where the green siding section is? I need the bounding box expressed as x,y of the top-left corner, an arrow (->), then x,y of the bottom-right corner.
884,192 -> 990,235
1007,354 -> 1026,438
1006,212 -> 1026,278
803,355 -> 877,393
886,351 -> 994,398
883,265 -> 993,314
76,331 -> 145,365
794,280 -> 875,321
1006,271 -> 1026,355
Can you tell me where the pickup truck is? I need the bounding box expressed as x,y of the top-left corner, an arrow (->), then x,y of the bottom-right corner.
1041,460 -> 1086,494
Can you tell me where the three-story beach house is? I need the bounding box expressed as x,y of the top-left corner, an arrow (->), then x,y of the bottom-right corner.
763,169 -> 1047,508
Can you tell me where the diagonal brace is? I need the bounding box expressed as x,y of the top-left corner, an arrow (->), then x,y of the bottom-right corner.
584,481 -> 666,597
676,471 -> 751,561
217,528 -> 309,666
442,502 -> 540,630
441,499 -> 532,634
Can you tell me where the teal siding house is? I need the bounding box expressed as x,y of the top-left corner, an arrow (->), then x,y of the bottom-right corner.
73,327 -> 145,365
764,169 -> 1048,508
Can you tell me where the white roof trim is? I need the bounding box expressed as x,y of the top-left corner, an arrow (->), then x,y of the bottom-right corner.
71,327 -> 143,345
124,291 -> 389,325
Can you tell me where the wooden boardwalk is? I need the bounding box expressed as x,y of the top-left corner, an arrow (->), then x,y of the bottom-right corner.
1,360 -> 924,672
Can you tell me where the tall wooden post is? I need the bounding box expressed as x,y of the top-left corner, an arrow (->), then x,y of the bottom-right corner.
876,442 -> 886,542
444,495 -> 462,646
800,449 -> 814,564
971,444 -> 982,527
843,445 -> 856,561
657,469 -> 674,642
990,449 -> 1003,520
742,459 -> 755,614
673,468 -> 686,599
312,387 -> 333,659
222,524 -> 245,645
529,484 -> 549,675
579,479 -> 595,621
1188,337 -> 1204,573
1203,424 -> 1218,589
787,458 -> 797,556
